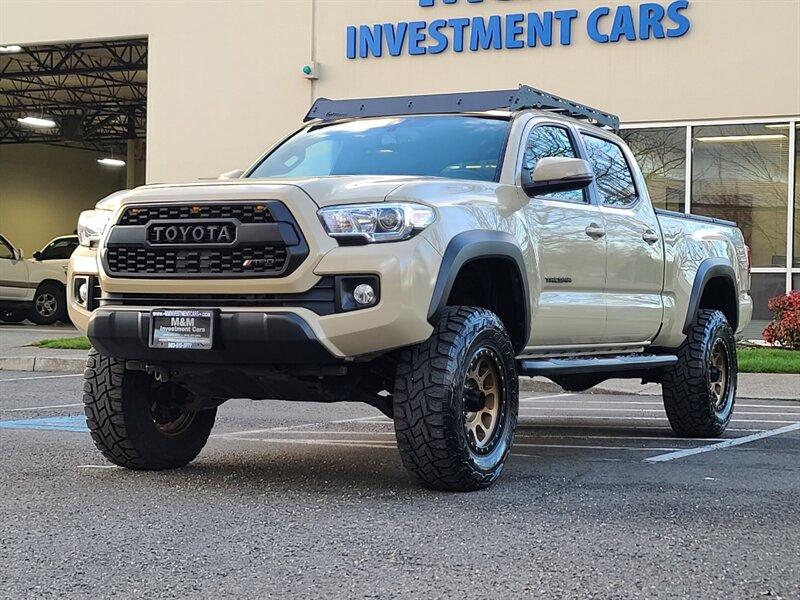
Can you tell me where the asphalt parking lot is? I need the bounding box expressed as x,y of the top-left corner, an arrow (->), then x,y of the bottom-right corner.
1,372 -> 799,599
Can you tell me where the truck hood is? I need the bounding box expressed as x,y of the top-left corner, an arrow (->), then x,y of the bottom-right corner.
110,175 -> 503,209
116,176 -> 430,208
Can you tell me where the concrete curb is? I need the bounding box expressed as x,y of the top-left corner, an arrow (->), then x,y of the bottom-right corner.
0,356 -> 86,374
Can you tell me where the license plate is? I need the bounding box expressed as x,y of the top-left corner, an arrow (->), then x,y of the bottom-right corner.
150,309 -> 215,350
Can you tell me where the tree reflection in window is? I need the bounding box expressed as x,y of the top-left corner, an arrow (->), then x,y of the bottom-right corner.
523,126 -> 584,202
582,134 -> 638,207
692,124 -> 789,269
620,128 -> 686,211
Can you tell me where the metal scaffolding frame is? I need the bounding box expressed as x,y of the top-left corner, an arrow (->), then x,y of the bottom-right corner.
0,39 -> 147,152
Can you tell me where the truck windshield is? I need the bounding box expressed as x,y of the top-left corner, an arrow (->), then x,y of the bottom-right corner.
247,116 -> 509,182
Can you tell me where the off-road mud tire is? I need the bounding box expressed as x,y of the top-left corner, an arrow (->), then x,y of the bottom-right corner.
83,349 -> 216,469
393,307 -> 518,492
662,309 -> 737,437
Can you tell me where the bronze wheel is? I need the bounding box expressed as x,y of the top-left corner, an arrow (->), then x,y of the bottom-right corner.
709,338 -> 730,411
463,348 -> 506,454
152,403 -> 198,436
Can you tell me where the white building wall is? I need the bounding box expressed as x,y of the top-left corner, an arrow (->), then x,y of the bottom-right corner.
2,0 -> 799,183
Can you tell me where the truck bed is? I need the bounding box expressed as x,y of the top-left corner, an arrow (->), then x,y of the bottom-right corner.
655,208 -> 737,228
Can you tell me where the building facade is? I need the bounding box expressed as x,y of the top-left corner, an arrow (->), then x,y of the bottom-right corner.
2,0 -> 799,321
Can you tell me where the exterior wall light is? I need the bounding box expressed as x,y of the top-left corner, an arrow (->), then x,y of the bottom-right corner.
302,62 -> 320,80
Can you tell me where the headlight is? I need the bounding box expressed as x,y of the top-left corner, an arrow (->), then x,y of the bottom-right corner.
318,203 -> 435,243
77,209 -> 113,247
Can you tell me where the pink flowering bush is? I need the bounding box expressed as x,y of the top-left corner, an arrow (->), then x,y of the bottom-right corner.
763,290 -> 800,350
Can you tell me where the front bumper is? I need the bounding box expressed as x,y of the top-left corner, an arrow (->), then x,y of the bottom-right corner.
88,309 -> 340,364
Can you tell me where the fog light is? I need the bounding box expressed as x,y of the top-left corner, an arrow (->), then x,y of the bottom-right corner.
73,277 -> 89,307
353,284 -> 376,306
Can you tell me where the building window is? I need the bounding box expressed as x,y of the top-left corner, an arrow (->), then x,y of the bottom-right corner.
691,124 -> 790,269
620,127 -> 686,211
752,273 -> 790,322
794,124 -> 800,271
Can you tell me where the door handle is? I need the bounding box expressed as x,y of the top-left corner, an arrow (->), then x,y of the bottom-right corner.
584,223 -> 606,239
642,230 -> 660,244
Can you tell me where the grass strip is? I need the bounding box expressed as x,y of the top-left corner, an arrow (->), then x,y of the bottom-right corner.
31,337 -> 91,350
738,347 -> 800,375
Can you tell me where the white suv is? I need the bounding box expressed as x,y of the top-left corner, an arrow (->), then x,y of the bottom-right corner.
0,234 -> 77,325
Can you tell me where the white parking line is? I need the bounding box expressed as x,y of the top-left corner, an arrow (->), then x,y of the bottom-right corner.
519,434 -> 730,442
522,415 -> 798,425
520,407 -> 800,416
645,423 -> 800,463
217,435 -> 685,453
218,436 -> 397,449
520,399 -> 800,409
514,443 -> 682,452
1,403 -> 83,412
0,374 -> 82,383
221,429 -> 729,444
520,393 -> 576,402
515,422 -> 763,433
213,415 -> 388,438
224,430 -> 394,436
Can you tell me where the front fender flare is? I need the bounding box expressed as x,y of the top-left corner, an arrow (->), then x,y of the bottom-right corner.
427,230 -> 530,350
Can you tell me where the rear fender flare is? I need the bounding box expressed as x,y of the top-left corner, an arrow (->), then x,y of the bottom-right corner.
683,258 -> 739,333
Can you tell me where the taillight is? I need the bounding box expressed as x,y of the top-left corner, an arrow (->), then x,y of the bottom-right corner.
745,245 -> 752,273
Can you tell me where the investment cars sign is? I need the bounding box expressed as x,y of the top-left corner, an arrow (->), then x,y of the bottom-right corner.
346,0 -> 691,59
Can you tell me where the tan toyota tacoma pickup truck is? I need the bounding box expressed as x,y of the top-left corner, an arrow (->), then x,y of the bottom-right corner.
68,87 -> 753,491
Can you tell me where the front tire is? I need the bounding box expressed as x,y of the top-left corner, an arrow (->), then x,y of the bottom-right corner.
393,307 -> 519,492
83,349 -> 216,469
0,309 -> 27,323
662,309 -> 737,437
28,283 -> 66,325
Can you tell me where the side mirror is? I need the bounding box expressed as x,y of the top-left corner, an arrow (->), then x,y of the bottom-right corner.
218,169 -> 244,180
13,248 -> 24,260
523,157 -> 594,197
32,251 -> 42,261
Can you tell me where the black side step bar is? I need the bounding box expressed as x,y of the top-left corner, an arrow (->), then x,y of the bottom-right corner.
519,355 -> 678,377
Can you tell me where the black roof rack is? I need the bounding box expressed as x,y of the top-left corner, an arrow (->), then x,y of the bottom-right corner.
304,85 -> 620,132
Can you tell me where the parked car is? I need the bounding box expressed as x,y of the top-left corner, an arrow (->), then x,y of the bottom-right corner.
0,234 -> 78,324
68,87 -> 752,491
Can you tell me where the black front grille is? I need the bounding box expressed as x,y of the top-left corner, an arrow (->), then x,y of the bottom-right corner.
106,245 -> 288,275
104,201 -> 308,278
119,204 -> 274,225
99,277 -> 336,315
